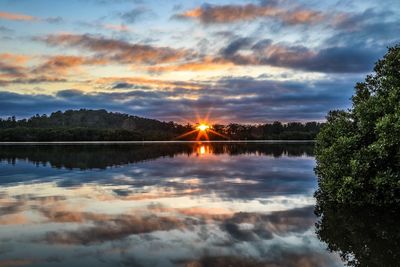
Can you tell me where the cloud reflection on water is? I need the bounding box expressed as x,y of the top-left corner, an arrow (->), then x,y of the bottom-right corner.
0,143 -> 343,267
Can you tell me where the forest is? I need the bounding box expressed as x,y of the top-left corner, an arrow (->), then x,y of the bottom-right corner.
0,109 -> 323,141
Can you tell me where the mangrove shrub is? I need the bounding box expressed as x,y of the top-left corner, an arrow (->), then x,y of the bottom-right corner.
315,45 -> 400,204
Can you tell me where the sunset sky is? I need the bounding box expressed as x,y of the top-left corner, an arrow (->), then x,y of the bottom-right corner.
0,0 -> 399,123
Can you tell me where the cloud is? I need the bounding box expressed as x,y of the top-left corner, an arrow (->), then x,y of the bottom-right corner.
326,11 -> 400,48
0,61 -> 26,78
144,37 -> 382,74
175,3 -> 325,25
0,11 -> 37,21
0,53 -> 29,78
148,27 -> 388,74
0,77 -> 67,86
43,213 -> 191,244
112,82 -> 141,89
0,11 -> 63,24
38,203 -> 315,246
282,9 -> 325,25
0,92 -> 73,117
220,37 -> 253,57
0,54 -> 101,85
44,16 -> 64,24
96,76 -> 203,90
0,75 -> 353,122
0,26 -> 13,34
0,178 -> 338,266
102,23 -> 131,32
0,213 -> 29,225
85,0 -> 143,4
0,53 -> 29,65
216,38 -> 383,73
119,7 -> 148,24
183,252 -> 338,267
32,55 -> 106,76
146,57 -> 234,73
221,206 -> 315,241
176,4 -> 279,23
0,202 -> 25,216
37,33 -> 191,65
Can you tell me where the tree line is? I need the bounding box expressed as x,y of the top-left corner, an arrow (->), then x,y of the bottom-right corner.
0,109 -> 323,141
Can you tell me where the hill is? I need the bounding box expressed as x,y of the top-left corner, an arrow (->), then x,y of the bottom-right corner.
0,109 -> 190,141
0,109 -> 323,141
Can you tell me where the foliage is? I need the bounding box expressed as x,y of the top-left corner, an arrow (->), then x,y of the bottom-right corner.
315,45 -> 400,204
216,121 -> 322,140
0,109 -> 191,141
0,109 -> 323,141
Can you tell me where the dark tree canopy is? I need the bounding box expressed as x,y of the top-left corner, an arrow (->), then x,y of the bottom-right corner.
315,45 -> 400,204
0,109 -> 323,141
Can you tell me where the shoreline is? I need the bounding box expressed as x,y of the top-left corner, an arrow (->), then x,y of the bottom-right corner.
0,140 -> 315,145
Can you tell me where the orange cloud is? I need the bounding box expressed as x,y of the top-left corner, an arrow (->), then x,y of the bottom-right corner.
39,33 -> 191,65
0,214 -> 28,225
0,53 -> 30,65
177,4 -> 326,25
0,11 -> 37,21
283,10 -> 324,25
0,54 -> 28,79
1,54 -> 104,85
33,55 -> 107,76
179,4 -> 281,23
0,51 -> 122,86
40,208 -> 112,223
103,24 -> 131,32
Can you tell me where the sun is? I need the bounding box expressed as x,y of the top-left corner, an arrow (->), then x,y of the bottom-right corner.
197,124 -> 210,132
174,109 -> 229,141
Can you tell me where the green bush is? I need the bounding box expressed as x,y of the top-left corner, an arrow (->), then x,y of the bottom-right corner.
315,45 -> 400,204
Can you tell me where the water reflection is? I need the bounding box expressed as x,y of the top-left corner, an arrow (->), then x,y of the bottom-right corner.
0,142 -> 314,169
0,142 -> 344,267
315,202 -> 400,267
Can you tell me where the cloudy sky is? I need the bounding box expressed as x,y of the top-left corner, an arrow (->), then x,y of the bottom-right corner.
0,0 -> 399,123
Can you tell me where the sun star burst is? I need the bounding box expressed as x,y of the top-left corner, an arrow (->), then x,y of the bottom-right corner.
174,110 -> 229,141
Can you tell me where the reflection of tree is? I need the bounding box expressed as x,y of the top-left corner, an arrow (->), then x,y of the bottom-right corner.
315,202 -> 400,267
0,143 -> 314,170
0,144 -> 191,170
210,142 -> 314,157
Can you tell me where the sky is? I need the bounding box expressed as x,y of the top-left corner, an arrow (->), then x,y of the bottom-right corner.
0,0 -> 399,123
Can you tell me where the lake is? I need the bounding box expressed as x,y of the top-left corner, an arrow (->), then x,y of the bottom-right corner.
0,142 -> 397,267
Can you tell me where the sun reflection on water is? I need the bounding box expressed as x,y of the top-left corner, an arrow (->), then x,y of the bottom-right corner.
195,144 -> 212,156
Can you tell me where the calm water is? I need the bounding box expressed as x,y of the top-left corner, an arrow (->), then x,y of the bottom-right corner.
0,143 -> 397,267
